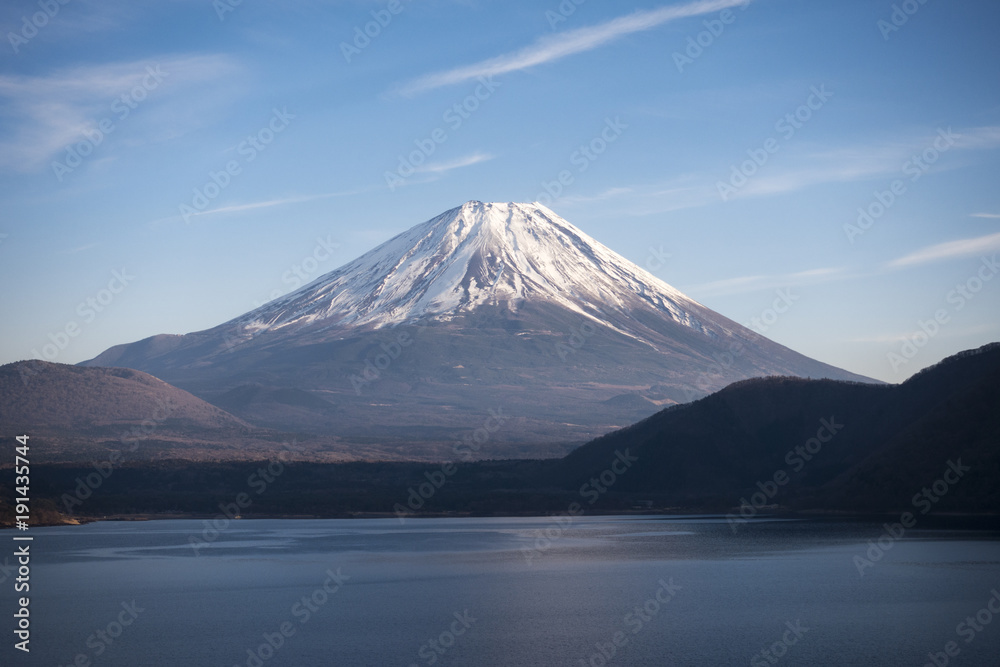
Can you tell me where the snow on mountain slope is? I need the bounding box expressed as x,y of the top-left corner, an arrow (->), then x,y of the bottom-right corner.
80,200 -> 877,457
235,201 -> 712,340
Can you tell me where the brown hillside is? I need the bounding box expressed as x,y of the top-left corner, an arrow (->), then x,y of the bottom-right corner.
0,360 -> 249,431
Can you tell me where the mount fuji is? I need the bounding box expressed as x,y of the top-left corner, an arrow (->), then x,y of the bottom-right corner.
83,201 -> 874,459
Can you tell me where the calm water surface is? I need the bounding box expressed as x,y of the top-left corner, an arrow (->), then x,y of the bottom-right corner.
5,516 -> 1000,666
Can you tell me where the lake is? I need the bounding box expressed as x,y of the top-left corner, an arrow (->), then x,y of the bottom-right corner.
6,516 -> 1000,666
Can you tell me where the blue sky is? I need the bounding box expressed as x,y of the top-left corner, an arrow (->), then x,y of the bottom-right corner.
1,0 -> 998,383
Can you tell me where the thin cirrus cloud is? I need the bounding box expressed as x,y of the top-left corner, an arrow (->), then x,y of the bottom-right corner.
683,267 -> 848,298
0,0 -> 141,40
552,126 -> 1000,215
393,0 -> 754,96
732,126 -> 1000,201
972,213 -> 1000,219
413,152 -> 495,175
886,231 -> 1000,269
554,173 -> 718,215
558,187 -> 638,205
848,322 -> 1000,345
58,242 -> 101,255
150,190 -> 364,227
0,54 -> 241,173
188,191 -> 361,219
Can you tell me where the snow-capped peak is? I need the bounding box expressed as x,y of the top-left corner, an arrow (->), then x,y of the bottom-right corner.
234,201 -> 706,335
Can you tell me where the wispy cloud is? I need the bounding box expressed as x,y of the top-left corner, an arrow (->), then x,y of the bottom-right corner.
414,152 -> 495,175
0,0 -> 127,40
972,213 -> 1000,219
555,174 -> 719,215
844,332 -> 916,344
190,192 -> 359,219
0,54 -> 241,173
848,322 -> 1000,344
887,231 -> 1000,269
394,0 -> 752,96
683,266 -> 848,298
954,126 -> 1000,150
733,126 -> 1000,201
151,190 -> 362,227
58,242 -> 100,255
558,187 -> 636,205
554,126 -> 1000,216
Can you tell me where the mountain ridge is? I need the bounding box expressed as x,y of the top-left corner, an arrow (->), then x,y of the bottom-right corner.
556,342 -> 1000,511
14,344 -> 998,519
80,202 -> 875,457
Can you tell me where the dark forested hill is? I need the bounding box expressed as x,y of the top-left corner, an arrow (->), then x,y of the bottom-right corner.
4,345 -> 997,520
555,343 -> 1000,512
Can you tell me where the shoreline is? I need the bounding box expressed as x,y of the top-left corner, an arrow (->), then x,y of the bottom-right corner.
4,509 -> 999,529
